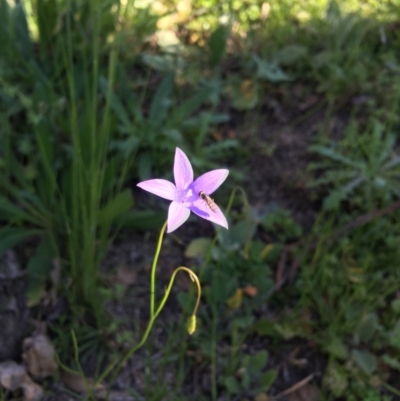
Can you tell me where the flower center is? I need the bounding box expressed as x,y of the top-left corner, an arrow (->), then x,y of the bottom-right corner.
179,186 -> 196,206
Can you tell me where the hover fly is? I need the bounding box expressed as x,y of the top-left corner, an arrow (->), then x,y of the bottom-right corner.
198,191 -> 217,212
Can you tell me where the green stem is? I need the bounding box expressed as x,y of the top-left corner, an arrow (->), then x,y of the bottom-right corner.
98,266 -> 201,392
381,381 -> 400,397
211,304 -> 217,401
151,221 -> 168,317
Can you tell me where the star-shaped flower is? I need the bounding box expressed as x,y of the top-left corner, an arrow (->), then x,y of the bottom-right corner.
137,148 -> 229,233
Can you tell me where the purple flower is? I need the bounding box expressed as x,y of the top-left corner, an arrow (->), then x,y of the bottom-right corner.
137,148 -> 229,233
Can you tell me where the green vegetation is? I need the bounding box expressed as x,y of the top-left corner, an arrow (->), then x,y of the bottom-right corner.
1,0 -> 400,400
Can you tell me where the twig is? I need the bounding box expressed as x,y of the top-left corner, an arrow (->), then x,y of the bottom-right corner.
270,373 -> 315,400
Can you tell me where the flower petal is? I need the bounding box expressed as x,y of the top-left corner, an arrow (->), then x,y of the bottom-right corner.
137,179 -> 177,201
192,169 -> 229,195
174,148 -> 194,190
190,198 -> 228,229
167,201 -> 191,233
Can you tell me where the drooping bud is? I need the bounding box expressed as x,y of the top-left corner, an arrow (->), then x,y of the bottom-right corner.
187,315 -> 196,335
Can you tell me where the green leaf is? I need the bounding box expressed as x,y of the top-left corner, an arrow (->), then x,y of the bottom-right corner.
37,0 -> 57,45
149,73 -> 174,126
185,238 -> 213,258
207,25 -> 229,68
114,210 -> 165,231
12,3 -> 32,59
0,227 -> 41,258
309,145 -> 363,169
99,190 -> 133,226
171,88 -> 211,124
229,220 -> 256,246
141,53 -> 184,72
326,0 -> 342,22
253,318 -> 276,336
229,79 -> 259,110
27,237 -> 54,307
323,189 -> 344,210
354,313 -> 379,345
254,56 -> 291,82
35,121 -> 56,200
100,76 -> 133,132
326,337 -> 348,360
232,316 -> 254,330
247,350 -> 268,374
224,376 -> 240,394
323,361 -> 348,396
382,354 -> 400,371
0,196 -> 39,224
257,369 -> 277,391
351,349 -> 377,375
137,152 -> 152,181
273,322 -> 297,340
389,322 -> 400,349
182,113 -> 229,129
203,139 -> 239,157
275,45 -> 308,66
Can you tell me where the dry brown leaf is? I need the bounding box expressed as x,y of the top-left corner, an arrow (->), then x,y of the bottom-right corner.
286,382 -> 319,401
210,130 -> 224,142
0,361 -> 43,401
255,393 -> 270,401
22,333 -> 58,379
0,361 -> 26,391
60,369 -> 105,394
298,94 -> 319,111
243,285 -> 258,297
1,250 -> 22,278
21,375 -> 44,401
186,350 -> 203,363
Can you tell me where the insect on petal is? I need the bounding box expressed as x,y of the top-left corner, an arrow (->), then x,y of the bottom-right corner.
167,201 -> 191,233
192,169 -> 229,195
137,179 -> 177,201
190,199 -> 228,229
174,148 -> 194,190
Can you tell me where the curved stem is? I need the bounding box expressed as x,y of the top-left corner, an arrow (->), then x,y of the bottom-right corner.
150,221 -> 168,317
97,266 -> 201,390
154,267 -> 201,320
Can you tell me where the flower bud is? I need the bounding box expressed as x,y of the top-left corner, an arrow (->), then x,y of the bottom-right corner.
187,315 -> 196,335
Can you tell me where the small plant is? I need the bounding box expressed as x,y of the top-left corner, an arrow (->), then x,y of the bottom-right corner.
0,0 -> 138,322
309,120 -> 400,211
222,350 -> 276,397
287,212 -> 400,399
261,207 -> 303,243
178,190 -> 278,400
108,70 -> 238,181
